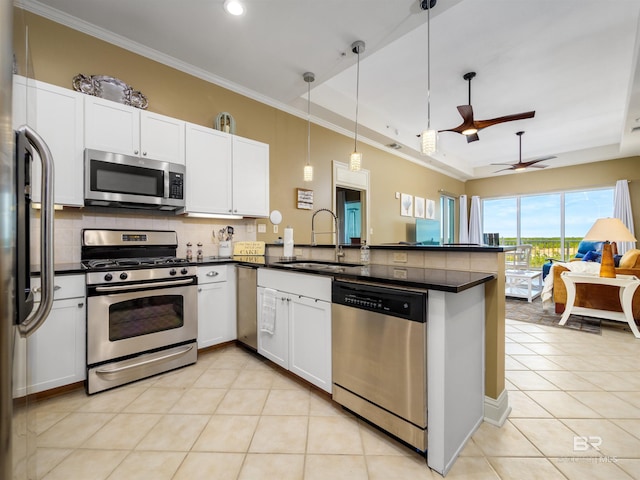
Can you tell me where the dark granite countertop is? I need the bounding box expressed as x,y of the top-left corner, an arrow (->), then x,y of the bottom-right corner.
39,254 -> 495,293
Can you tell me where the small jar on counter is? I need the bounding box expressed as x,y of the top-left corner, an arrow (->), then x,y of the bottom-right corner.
186,242 -> 193,261
197,242 -> 203,262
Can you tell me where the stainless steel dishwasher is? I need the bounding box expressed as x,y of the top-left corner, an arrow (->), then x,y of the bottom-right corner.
332,280 -> 428,452
236,265 -> 258,350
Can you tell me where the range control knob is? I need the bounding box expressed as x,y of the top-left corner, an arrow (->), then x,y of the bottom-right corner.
104,273 -> 113,282
181,268 -> 188,275
119,272 -> 128,280
169,269 -> 177,276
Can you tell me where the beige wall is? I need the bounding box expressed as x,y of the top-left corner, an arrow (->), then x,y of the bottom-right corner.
466,157 -> 640,238
13,9 -> 464,246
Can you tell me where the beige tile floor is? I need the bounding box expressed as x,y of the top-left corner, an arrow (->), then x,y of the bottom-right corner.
21,317 -> 640,479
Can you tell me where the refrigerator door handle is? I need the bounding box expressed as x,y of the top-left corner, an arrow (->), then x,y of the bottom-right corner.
17,124 -> 55,337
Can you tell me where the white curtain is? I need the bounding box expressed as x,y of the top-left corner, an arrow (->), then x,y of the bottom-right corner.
459,194 -> 469,243
469,195 -> 482,245
614,179 -> 636,254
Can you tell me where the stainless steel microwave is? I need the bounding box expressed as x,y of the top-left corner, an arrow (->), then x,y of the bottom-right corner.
84,149 -> 185,210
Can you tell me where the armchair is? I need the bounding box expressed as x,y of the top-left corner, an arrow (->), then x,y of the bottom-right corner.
542,240 -> 604,280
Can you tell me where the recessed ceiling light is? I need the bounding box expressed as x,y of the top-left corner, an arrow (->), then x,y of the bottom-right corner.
223,0 -> 245,16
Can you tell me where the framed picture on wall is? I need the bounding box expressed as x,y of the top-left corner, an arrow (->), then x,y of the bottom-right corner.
426,198 -> 436,219
414,197 -> 425,218
296,188 -> 314,209
400,193 -> 413,217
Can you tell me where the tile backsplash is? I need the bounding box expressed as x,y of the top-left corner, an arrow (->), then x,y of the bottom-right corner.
30,208 -> 257,264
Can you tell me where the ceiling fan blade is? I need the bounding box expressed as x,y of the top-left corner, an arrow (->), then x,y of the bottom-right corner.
438,105 -> 475,134
528,164 -> 549,169
493,167 -> 514,173
466,132 -> 479,143
474,111 -> 536,130
522,156 -> 556,167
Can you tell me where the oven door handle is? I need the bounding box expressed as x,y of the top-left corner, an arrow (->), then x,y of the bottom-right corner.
95,344 -> 194,375
94,278 -> 195,292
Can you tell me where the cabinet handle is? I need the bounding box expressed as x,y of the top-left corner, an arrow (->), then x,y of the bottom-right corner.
134,149 -> 139,155
33,285 -> 61,293
286,298 -> 291,303
78,302 -> 84,308
206,271 -> 219,277
143,151 -> 147,156
198,288 -> 202,292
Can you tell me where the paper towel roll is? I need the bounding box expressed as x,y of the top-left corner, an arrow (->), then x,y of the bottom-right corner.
283,226 -> 294,258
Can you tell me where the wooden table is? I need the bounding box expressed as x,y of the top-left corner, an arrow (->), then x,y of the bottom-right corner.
559,272 -> 640,338
505,269 -> 542,302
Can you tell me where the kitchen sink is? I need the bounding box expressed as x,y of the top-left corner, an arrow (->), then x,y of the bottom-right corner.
274,260 -> 361,272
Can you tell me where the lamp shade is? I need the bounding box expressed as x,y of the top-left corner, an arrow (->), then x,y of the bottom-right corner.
583,217 -> 637,243
583,217 -> 636,278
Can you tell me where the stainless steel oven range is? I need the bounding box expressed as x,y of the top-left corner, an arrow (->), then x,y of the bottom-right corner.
82,229 -> 197,394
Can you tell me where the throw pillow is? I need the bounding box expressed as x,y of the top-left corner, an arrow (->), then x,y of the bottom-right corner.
582,250 -> 601,262
619,249 -> 640,269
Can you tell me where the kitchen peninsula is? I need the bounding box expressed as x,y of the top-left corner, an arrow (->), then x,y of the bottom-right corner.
265,242 -> 512,430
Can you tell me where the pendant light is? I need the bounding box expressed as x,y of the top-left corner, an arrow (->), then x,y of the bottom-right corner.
303,72 -> 315,182
420,0 -> 437,155
350,40 -> 365,171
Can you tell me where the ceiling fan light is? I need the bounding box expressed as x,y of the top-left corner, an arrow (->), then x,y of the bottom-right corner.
223,0 -> 245,16
303,164 -> 313,182
462,127 -> 478,136
350,151 -> 362,171
420,128 -> 437,155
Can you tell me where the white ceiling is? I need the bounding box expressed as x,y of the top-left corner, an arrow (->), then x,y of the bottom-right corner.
20,0 -> 640,180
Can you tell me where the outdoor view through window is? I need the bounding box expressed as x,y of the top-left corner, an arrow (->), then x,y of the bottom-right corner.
482,188 -> 614,267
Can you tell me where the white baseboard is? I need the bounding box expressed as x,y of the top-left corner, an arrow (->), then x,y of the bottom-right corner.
484,389 -> 511,426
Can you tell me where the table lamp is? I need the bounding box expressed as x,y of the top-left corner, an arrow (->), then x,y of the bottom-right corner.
583,217 -> 637,278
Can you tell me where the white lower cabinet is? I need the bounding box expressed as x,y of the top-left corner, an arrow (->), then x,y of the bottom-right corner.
257,269 -> 332,392
197,265 -> 237,349
13,274 -> 86,397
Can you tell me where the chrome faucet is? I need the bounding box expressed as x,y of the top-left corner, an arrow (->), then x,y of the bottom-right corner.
311,208 -> 344,262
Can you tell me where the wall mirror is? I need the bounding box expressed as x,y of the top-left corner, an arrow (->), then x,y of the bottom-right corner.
332,161 -> 370,245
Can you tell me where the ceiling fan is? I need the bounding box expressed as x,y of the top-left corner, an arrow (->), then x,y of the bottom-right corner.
491,131 -> 555,173
439,72 -> 535,143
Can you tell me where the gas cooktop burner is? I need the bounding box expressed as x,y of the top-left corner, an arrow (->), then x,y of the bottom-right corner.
83,256 -> 189,270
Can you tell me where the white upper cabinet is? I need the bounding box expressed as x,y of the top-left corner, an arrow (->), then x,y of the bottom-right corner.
85,96 -> 185,164
185,123 -> 233,214
84,96 -> 140,155
140,111 -> 186,164
185,123 -> 269,217
232,136 -> 269,217
13,76 -> 84,207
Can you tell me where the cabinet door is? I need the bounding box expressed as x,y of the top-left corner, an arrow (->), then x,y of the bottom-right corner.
197,281 -> 233,348
232,136 -> 269,217
257,287 -> 288,369
16,78 -> 84,206
84,96 -> 140,155
21,298 -> 86,395
289,296 -> 332,392
140,111 -> 186,164
185,123 -> 233,214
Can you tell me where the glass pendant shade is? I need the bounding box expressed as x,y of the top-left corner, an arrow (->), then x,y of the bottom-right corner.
349,151 -> 362,171
303,164 -> 313,182
420,128 -> 437,155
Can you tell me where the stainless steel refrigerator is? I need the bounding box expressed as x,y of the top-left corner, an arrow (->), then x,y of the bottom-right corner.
1,2 -> 56,477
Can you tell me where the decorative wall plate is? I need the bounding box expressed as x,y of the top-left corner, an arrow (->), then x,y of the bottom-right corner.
72,74 -> 148,109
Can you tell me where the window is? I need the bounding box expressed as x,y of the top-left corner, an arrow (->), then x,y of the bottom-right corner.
440,196 -> 455,244
482,187 -> 614,267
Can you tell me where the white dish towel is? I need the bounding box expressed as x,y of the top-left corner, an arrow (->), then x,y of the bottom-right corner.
260,288 -> 278,334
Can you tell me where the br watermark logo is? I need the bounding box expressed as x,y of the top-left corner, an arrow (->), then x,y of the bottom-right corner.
573,436 -> 602,452
558,436 -> 618,464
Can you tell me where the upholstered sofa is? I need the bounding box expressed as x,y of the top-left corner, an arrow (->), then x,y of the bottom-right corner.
552,249 -> 640,320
